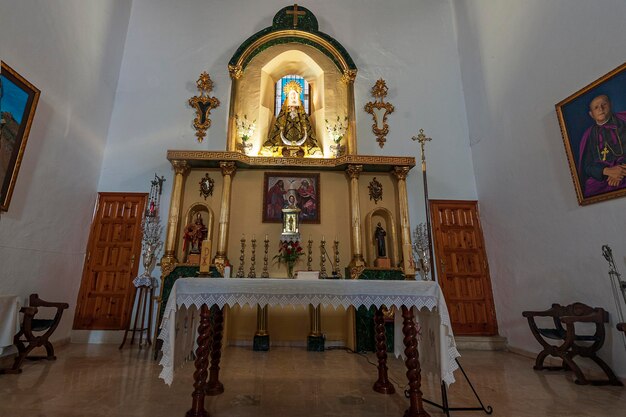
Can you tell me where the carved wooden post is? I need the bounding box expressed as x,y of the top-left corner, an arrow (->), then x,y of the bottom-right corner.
206,306 -> 224,395
402,305 -> 430,417
373,307 -> 395,394
186,304 -> 211,417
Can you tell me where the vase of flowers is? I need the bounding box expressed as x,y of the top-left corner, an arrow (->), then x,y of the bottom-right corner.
235,114 -> 256,155
325,115 -> 348,158
274,240 -> 304,278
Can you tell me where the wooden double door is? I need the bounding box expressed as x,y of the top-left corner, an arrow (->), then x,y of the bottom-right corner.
430,200 -> 498,336
73,193 -> 146,330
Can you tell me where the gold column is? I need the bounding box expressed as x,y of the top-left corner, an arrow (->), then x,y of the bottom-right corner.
227,65 -> 242,152
345,164 -> 365,268
309,304 -> 322,337
342,70 -> 357,155
213,162 -> 237,269
255,305 -> 269,337
161,160 -> 190,268
392,166 -> 415,276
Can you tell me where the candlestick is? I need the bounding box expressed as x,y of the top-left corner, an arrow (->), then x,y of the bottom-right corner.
236,236 -> 246,278
261,236 -> 270,278
333,239 -> 341,278
307,236 -> 313,271
320,238 -> 327,279
248,236 -> 257,278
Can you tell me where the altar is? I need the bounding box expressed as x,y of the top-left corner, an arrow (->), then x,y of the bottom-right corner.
158,277 -> 460,417
157,4 -> 420,352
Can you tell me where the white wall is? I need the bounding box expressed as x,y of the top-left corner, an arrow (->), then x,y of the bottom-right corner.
99,0 -> 477,240
0,0 -> 132,341
454,0 -> 626,376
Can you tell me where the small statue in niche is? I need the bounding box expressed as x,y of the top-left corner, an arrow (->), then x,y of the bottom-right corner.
263,81 -> 322,156
183,212 -> 208,254
374,222 -> 387,258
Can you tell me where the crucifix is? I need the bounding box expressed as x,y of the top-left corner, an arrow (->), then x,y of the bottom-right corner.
601,144 -> 610,161
286,4 -> 306,28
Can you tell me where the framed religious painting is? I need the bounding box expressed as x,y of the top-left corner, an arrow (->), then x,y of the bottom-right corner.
263,172 -> 320,223
0,61 -> 40,211
556,62 -> 626,205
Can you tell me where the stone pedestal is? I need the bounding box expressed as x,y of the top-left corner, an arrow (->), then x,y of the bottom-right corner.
307,335 -> 325,352
253,335 -> 270,351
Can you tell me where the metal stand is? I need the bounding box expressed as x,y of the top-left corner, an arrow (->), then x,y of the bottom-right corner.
420,359 -> 493,417
119,285 -> 154,349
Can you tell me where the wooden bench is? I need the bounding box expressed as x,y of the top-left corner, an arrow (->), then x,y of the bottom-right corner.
0,294 -> 68,374
522,302 -> 622,386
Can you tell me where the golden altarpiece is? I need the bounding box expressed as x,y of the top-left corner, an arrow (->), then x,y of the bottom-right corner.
158,5 -> 416,351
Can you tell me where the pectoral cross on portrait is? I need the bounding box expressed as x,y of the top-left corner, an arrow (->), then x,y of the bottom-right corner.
286,4 -> 306,27
601,144 -> 610,161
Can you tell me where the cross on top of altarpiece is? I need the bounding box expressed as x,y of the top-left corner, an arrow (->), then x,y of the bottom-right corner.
286,4 -> 306,27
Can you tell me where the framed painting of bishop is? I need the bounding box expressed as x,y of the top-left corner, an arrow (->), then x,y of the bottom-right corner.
556,62 -> 626,205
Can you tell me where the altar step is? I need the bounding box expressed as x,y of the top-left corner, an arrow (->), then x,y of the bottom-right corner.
454,335 -> 508,351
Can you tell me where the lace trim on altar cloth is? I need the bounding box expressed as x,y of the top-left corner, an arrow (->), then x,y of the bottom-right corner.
158,291 -> 459,386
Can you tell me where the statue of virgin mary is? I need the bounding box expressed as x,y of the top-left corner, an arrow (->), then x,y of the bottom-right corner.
263,81 -> 322,156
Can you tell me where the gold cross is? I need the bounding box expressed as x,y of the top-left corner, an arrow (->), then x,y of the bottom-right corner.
601,144 -> 610,161
286,4 -> 306,28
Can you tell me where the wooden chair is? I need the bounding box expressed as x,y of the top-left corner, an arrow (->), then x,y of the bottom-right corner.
0,294 -> 69,374
522,302 -> 622,386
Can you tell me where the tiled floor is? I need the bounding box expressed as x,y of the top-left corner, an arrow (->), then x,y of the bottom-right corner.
0,344 -> 624,417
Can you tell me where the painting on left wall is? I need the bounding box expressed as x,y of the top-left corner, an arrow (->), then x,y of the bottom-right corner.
0,61 -> 40,211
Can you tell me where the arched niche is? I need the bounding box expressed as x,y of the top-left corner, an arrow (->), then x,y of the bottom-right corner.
181,203 -> 215,263
364,207 -> 399,268
226,5 -> 357,157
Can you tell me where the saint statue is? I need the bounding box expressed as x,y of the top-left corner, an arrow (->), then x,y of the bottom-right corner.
374,222 -> 387,258
263,81 -> 322,156
183,213 -> 208,254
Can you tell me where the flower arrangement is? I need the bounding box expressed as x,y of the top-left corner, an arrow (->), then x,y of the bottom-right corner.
325,115 -> 348,144
274,240 -> 304,277
235,114 -> 256,142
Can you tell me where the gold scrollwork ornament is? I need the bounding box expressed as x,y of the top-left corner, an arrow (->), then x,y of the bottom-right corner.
189,72 -> 220,143
199,173 -> 215,200
364,79 -> 395,148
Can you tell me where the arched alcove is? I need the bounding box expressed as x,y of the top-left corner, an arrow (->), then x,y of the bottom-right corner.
226,5 -> 357,157
180,203 -> 215,263
364,207 -> 399,267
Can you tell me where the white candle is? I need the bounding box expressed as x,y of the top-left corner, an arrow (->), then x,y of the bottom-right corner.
322,235 -> 325,241
265,234 -> 268,241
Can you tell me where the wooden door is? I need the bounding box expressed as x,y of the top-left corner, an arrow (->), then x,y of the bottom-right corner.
430,200 -> 498,335
73,193 -> 147,330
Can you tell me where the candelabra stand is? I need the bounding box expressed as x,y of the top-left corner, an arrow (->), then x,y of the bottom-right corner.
320,238 -> 328,278
333,239 -> 341,278
307,237 -> 313,271
236,236 -> 246,278
261,236 -> 270,278
248,237 -> 257,278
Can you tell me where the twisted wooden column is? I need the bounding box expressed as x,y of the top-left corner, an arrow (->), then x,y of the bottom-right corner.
206,306 -> 224,395
372,307 -> 395,394
401,305 -> 430,417
186,304 -> 211,417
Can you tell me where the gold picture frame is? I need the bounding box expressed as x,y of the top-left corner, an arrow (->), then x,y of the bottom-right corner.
556,62 -> 626,205
0,61 -> 41,211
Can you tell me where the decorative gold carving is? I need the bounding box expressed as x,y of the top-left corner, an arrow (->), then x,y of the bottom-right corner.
364,79 -> 395,148
345,164 -> 363,180
392,166 -> 410,181
368,177 -> 383,204
199,173 -> 214,199
219,161 -> 237,177
171,160 -> 191,176
188,72 -> 220,143
412,129 -> 432,172
167,150 -> 416,169
228,64 -> 243,80
348,265 -> 366,280
341,69 -> 357,84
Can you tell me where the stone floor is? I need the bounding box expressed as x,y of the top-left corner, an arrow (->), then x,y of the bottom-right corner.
0,344 -> 624,417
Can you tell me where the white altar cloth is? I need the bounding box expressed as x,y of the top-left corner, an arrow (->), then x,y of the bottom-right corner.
0,295 -> 21,356
158,278 -> 460,386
